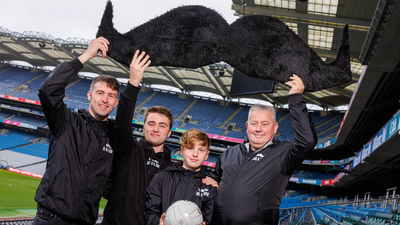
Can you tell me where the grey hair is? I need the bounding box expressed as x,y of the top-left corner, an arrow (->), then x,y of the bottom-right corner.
248,104 -> 276,123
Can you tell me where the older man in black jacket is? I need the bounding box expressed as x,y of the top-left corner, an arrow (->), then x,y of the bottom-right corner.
209,75 -> 317,225
33,37 -> 119,225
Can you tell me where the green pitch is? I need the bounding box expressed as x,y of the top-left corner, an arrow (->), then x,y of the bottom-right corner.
0,169 -> 107,218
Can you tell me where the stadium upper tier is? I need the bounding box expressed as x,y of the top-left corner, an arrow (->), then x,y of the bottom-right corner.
0,65 -> 344,142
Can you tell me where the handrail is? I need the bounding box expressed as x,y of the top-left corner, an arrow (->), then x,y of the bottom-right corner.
280,196 -> 400,210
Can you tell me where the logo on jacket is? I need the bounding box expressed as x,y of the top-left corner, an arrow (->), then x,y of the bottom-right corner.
103,143 -> 113,154
147,158 -> 160,168
196,188 -> 210,197
252,153 -> 264,161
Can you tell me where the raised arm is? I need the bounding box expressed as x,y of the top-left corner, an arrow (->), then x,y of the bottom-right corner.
113,50 -> 151,159
39,37 -> 109,135
282,75 -> 317,174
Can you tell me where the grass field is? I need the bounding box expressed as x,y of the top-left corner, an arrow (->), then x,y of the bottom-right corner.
0,169 -> 107,219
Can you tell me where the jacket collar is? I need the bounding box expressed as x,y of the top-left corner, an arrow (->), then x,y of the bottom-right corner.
164,162 -> 205,178
241,138 -> 280,156
139,138 -> 172,160
78,109 -> 110,129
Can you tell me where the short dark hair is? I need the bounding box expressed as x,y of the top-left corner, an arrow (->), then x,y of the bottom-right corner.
144,106 -> 173,130
90,75 -> 120,93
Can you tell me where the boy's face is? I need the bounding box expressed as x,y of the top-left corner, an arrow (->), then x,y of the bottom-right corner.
181,142 -> 209,172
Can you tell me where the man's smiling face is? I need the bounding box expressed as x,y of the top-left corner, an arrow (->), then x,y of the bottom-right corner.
87,81 -> 119,121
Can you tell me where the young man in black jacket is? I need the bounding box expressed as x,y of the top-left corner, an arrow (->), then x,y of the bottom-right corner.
208,75 -> 317,225
145,129 -> 217,225
101,51 -> 174,225
33,37 -> 120,225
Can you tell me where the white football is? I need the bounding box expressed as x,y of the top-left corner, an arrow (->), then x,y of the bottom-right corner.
164,200 -> 203,225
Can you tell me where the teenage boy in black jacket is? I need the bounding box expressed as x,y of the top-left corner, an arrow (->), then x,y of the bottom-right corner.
33,37 -> 120,225
145,129 -> 217,225
101,51 -> 173,225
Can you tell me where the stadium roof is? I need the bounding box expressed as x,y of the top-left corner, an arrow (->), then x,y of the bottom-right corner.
0,0 -> 379,111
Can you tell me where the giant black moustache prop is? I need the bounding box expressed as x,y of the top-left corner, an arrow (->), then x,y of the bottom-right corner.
96,1 -> 351,92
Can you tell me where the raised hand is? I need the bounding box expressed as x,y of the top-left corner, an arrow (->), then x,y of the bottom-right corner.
285,74 -> 305,95
129,50 -> 151,87
78,37 -> 109,64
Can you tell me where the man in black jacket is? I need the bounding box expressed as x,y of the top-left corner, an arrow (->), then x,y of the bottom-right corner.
33,37 -> 120,225
101,50 -> 174,225
209,75 -> 317,225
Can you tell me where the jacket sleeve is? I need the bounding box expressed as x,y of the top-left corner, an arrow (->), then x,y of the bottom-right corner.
113,82 -> 141,160
102,165 -> 114,199
144,173 -> 163,225
281,93 -> 317,175
202,186 -> 217,224
208,156 -> 222,183
38,57 -> 83,136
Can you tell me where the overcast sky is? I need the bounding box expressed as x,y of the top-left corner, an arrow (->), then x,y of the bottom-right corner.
1,0 -> 238,40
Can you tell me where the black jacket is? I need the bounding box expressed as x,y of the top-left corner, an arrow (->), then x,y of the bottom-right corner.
145,162 -> 217,225
209,94 -> 317,225
102,82 -> 173,225
35,57 -> 114,225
